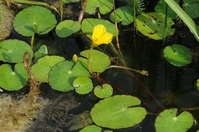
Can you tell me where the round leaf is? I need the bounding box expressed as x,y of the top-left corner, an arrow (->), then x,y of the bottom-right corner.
13,6 -> 57,36
31,56 -> 65,82
55,20 -> 81,38
163,44 -> 192,67
81,18 -> 118,38
73,77 -> 93,95
49,61 -> 90,92
85,0 -> 113,15
80,125 -> 102,132
0,63 -> 29,91
136,12 -> 175,40
94,84 -> 113,98
90,95 -> 147,129
0,39 -> 33,63
110,6 -> 134,25
155,108 -> 194,132
79,49 -> 110,73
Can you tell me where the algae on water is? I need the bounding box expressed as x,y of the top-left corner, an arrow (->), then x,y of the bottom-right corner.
0,1 -> 14,41
0,93 -> 49,132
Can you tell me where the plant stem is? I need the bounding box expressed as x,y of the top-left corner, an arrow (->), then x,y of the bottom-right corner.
59,0 -> 63,21
30,33 -> 35,49
78,0 -> 87,22
107,65 -> 148,76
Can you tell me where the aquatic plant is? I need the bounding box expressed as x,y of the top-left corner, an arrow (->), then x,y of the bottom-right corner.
0,0 -> 199,131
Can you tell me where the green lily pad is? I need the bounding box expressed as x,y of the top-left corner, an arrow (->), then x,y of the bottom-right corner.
0,63 -> 29,91
110,6 -> 134,25
163,44 -> 192,67
80,125 -> 102,132
13,6 -> 57,36
94,83 -> 113,98
73,77 -> 93,94
85,0 -> 113,15
81,18 -> 118,38
183,0 -> 199,19
90,95 -> 147,129
0,39 -> 33,63
31,56 -> 65,82
136,12 -> 175,40
155,108 -> 194,132
79,49 -> 110,73
155,0 -> 178,19
55,20 -> 81,38
49,61 -> 90,92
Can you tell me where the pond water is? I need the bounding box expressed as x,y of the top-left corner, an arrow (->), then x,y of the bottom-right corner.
1,0 -> 199,132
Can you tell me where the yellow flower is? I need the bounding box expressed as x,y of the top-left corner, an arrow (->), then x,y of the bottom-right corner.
91,24 -> 113,47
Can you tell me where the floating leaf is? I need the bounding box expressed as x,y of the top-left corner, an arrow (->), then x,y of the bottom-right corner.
79,49 -> 110,73
0,63 -> 29,91
94,84 -> 113,98
90,95 -> 147,129
163,44 -> 192,67
13,6 -> 57,36
0,39 -> 33,63
49,61 -> 90,92
136,12 -> 175,40
33,45 -> 48,62
55,20 -> 81,38
85,0 -> 113,15
31,56 -> 65,82
73,77 -> 93,94
155,0 -> 178,19
183,0 -> 199,19
155,108 -> 194,132
81,18 -> 118,38
80,125 -> 102,132
110,6 -> 134,25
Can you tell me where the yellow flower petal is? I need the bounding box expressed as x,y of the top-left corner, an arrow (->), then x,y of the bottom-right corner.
92,25 -> 106,41
92,33 -> 113,46
91,24 -> 113,47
